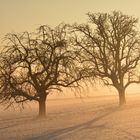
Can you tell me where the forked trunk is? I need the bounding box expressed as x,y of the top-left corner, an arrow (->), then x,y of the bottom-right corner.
38,94 -> 47,117
118,89 -> 126,106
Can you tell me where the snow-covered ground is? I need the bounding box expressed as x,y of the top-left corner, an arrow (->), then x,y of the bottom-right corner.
0,94 -> 140,140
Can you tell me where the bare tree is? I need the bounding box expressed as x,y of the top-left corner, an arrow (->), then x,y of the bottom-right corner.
0,24 -> 87,117
72,11 -> 140,105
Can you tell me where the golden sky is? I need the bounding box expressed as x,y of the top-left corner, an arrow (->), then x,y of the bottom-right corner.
0,0 -> 140,38
0,0 -> 140,96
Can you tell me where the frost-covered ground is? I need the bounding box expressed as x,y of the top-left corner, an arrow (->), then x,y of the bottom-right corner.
0,94 -> 140,140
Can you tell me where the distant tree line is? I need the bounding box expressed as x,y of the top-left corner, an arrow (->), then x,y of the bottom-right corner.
0,11 -> 140,117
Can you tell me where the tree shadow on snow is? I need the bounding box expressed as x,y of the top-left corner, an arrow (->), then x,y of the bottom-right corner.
26,106 -> 120,140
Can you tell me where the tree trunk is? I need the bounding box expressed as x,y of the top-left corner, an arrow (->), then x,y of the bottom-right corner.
118,89 -> 126,106
38,95 -> 47,117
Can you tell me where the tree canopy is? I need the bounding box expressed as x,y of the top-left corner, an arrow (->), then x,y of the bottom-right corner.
0,24 -> 87,116
72,11 -> 140,105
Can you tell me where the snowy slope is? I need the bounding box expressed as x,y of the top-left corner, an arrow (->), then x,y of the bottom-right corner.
0,94 -> 140,140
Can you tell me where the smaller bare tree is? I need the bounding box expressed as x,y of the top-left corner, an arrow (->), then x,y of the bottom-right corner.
72,11 -> 140,105
0,24 -> 87,117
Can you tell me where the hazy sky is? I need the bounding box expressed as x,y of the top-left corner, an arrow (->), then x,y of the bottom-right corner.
0,0 -> 140,38
0,0 -> 140,95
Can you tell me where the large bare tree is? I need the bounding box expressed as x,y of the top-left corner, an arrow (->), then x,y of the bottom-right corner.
72,11 -> 140,105
0,24 -> 87,117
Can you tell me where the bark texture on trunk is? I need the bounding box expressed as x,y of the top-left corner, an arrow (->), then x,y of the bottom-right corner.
118,89 -> 126,106
38,94 -> 47,117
